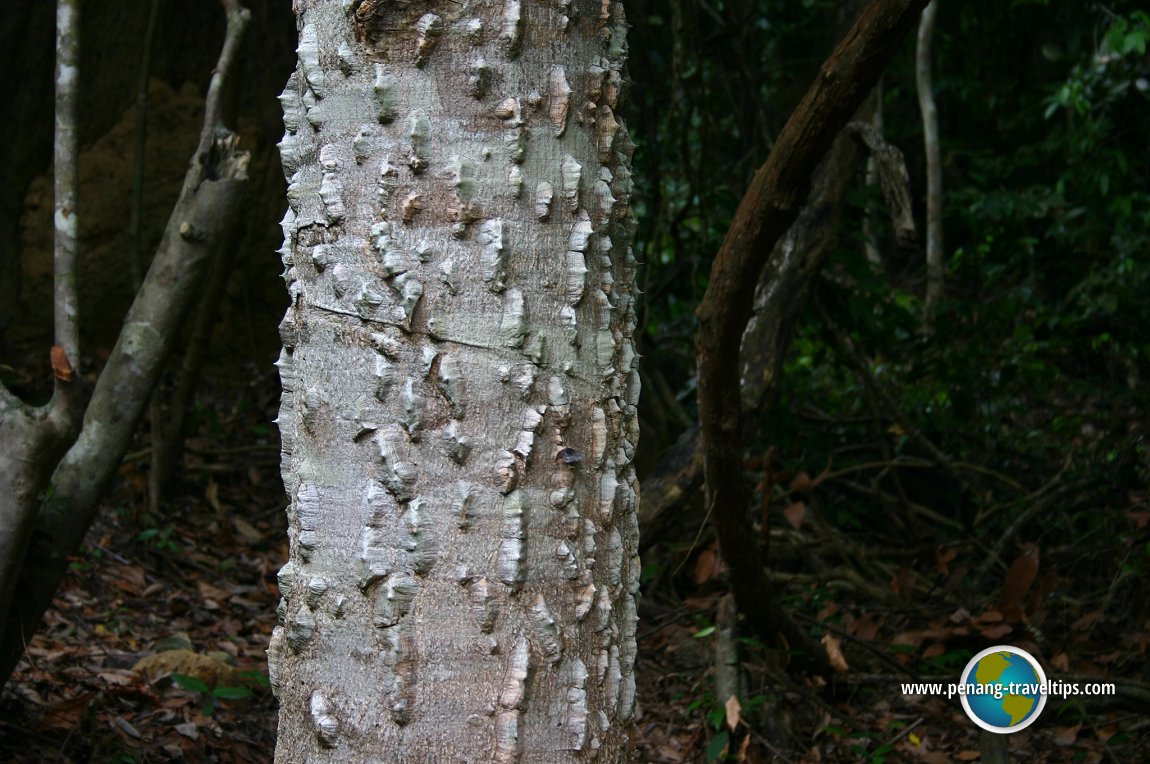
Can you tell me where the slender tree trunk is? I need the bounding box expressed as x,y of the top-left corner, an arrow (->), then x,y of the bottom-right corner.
0,4 -> 251,688
269,2 -> 639,761
0,0 -> 82,667
917,0 -> 943,323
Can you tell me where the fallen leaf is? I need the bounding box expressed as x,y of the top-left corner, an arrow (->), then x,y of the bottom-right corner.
891,565 -> 916,599
38,693 -> 94,730
853,613 -> 883,641
724,694 -> 741,731
232,516 -> 263,542
918,753 -> 953,764
1051,724 -> 1080,746
892,630 -> 925,648
133,649 -> 234,688
936,546 -> 958,575
822,633 -> 850,673
790,471 -> 813,495
692,546 -> 724,585
1127,510 -> 1150,530
1070,611 -> 1101,632
50,345 -> 74,381
783,501 -> 807,530
997,543 -> 1039,623
206,480 -> 222,514
198,581 -> 230,601
979,623 -> 1013,640
113,716 -> 142,739
175,722 -> 200,740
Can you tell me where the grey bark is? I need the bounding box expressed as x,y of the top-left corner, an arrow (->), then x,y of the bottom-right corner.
269,1 -> 640,761
0,4 -> 251,687
916,0 -> 943,321
0,0 -> 83,667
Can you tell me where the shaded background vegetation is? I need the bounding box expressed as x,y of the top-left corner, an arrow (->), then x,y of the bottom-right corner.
1,0 -> 1148,760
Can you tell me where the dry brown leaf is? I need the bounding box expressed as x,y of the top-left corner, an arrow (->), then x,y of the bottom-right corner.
979,623 -> 1013,640
783,501 -> 807,530
1051,724 -> 1080,747
918,753 -> 953,764
112,716 -> 142,740
38,693 -> 94,730
692,546 -> 724,585
206,480 -> 222,514
956,751 -> 980,761
1050,652 -> 1070,671
232,516 -> 263,543
944,564 -> 968,594
853,613 -> 882,641
198,581 -> 230,601
133,649 -> 234,689
891,564 -> 916,599
724,694 -> 741,731
821,634 -> 850,673
1096,724 -> 1121,742
789,470 -> 813,495
922,642 -> 946,659
892,630 -> 925,648
1127,510 -> 1150,529
1070,610 -> 1101,632
936,546 -> 958,575
50,345 -> 74,381
996,543 -> 1039,623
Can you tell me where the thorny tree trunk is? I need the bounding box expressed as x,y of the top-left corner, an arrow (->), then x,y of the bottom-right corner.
268,1 -> 640,761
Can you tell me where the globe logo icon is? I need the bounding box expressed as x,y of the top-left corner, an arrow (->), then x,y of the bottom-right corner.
960,646 -> 1048,733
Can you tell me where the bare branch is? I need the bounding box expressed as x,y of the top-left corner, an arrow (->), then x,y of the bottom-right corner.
694,0 -> 930,675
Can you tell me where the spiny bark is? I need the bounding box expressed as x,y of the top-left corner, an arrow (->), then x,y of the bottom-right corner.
694,0 -> 930,673
270,1 -> 639,761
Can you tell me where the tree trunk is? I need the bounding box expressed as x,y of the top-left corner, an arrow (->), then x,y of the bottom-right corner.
269,2 -> 640,761
917,0 -> 943,323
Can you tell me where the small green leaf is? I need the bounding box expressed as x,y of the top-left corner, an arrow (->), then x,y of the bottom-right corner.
172,673 -> 210,693
692,625 -> 716,638
212,686 -> 253,699
706,731 -> 730,762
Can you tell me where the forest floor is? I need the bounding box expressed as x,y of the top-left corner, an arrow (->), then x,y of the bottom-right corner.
0,410 -> 1146,762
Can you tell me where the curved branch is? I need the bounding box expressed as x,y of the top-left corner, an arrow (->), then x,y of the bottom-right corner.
694,0 -> 930,674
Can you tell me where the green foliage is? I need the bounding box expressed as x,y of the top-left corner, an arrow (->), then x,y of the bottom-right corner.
172,672 -> 256,717
136,525 -> 183,553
